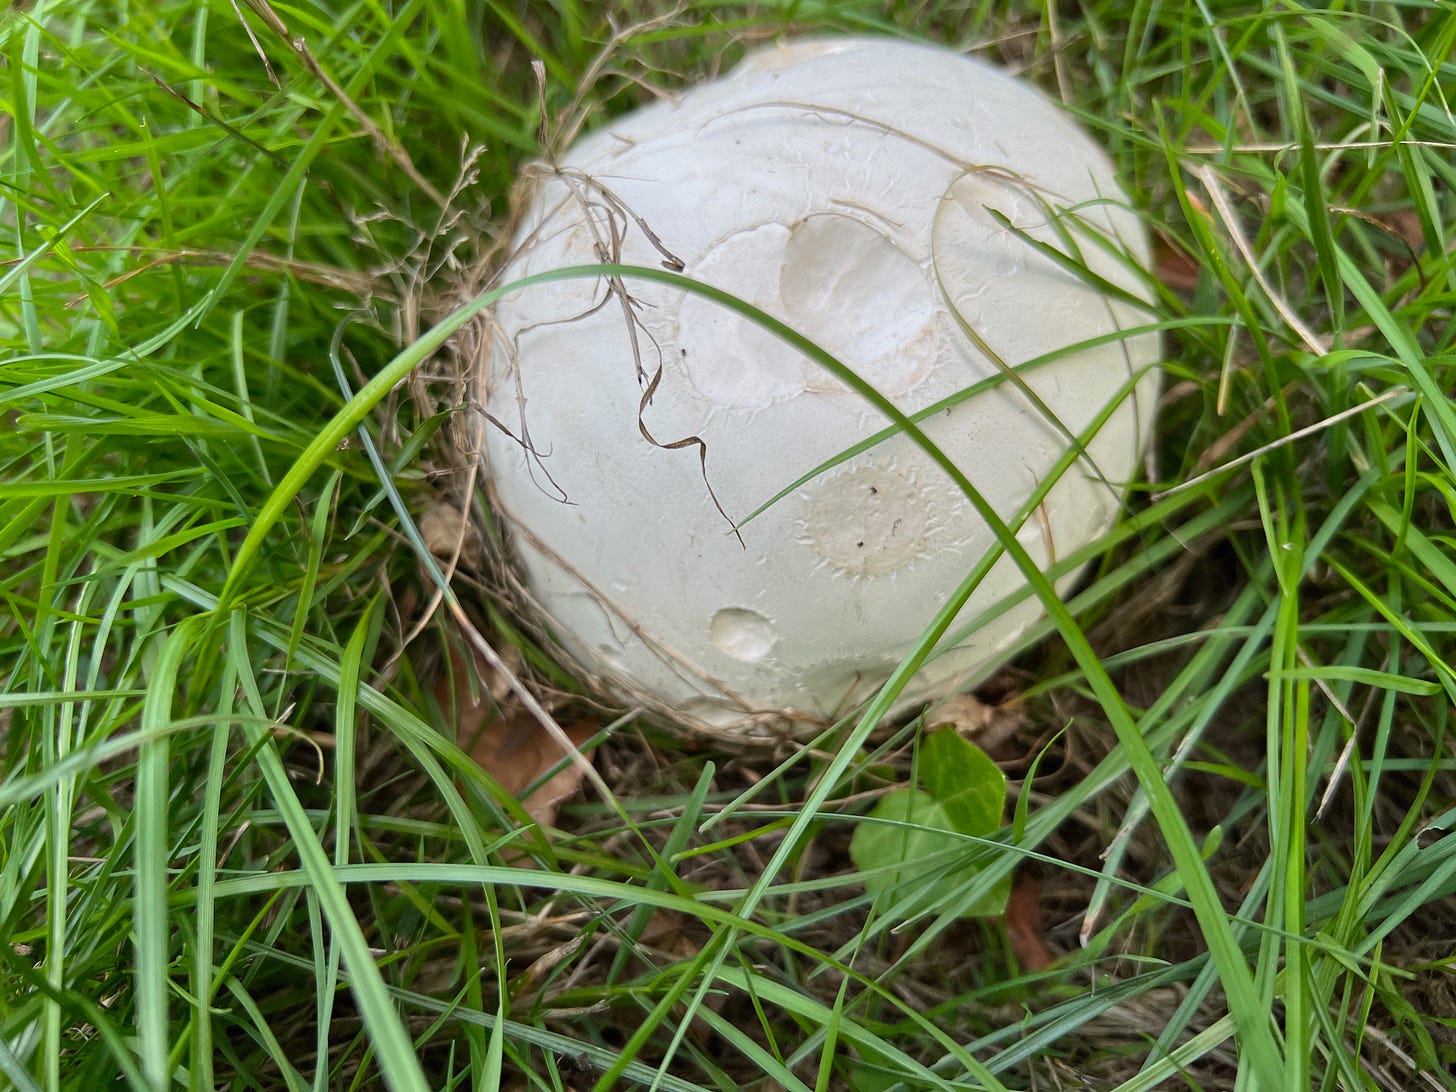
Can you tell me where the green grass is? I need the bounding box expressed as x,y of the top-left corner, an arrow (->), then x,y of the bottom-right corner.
4,1 -> 1456,1089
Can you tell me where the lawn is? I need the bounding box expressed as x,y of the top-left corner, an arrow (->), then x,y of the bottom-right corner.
3,1 -> 1456,1089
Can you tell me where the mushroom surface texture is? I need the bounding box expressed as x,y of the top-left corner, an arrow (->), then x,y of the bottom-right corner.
485,36 -> 1160,740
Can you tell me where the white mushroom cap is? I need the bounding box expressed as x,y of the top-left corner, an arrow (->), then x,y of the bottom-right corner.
485,37 -> 1160,738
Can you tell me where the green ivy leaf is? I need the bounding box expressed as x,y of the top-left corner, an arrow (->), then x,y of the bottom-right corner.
849,730 -> 1010,919
920,726 -> 1007,834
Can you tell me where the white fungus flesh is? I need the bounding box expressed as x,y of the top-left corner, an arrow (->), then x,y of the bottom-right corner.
485,37 -> 1161,739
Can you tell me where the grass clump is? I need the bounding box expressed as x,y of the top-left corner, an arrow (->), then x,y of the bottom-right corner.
3,1 -> 1456,1090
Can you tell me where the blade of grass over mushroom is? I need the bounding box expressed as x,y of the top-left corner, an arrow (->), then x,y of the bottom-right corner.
978,206 -> 1157,315
720,353 -> 1247,971
738,318 -> 1210,528
795,372 -> 1183,954
928,193 -> 1155,492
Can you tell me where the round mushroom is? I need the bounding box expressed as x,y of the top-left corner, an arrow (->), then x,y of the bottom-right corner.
484,36 -> 1160,739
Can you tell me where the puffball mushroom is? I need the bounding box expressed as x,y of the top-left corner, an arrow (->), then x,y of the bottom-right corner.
484,37 -> 1160,739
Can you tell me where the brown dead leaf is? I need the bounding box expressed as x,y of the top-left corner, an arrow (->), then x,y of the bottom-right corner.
464,712 -> 596,827
927,693 -> 1027,761
1380,207 -> 1425,252
434,640 -> 594,828
636,909 -> 703,962
1004,872 -> 1056,972
418,502 -> 485,571
1153,236 -> 1200,292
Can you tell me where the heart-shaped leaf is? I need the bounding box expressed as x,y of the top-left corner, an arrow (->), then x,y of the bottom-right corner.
850,730 -> 1010,919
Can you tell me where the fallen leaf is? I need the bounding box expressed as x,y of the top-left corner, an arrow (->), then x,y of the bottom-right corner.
1153,236 -> 1200,292
435,640 -> 594,828
1376,207 -> 1424,252
418,501 -> 485,570
928,694 -> 996,735
464,711 -> 596,827
927,693 -> 1026,761
1004,872 -> 1055,971
637,909 -> 703,962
